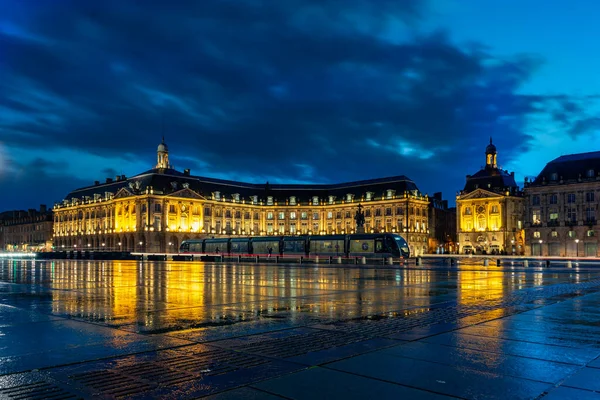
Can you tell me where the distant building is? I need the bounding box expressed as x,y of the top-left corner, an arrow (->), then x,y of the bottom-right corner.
0,205 -> 53,252
456,139 -> 525,255
524,151 -> 600,257
428,192 -> 456,253
52,140 -> 432,254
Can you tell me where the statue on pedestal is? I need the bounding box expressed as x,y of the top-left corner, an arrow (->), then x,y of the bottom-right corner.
354,203 -> 366,234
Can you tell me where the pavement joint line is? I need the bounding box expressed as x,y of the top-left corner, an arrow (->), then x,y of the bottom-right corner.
319,363 -> 469,400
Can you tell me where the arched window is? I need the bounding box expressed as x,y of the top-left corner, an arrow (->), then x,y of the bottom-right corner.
477,215 -> 486,230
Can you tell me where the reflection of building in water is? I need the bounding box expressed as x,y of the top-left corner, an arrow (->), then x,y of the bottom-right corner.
0,205 -> 53,252
45,260 -> 438,332
53,139 -> 436,255
524,151 -> 600,257
456,139 -> 525,255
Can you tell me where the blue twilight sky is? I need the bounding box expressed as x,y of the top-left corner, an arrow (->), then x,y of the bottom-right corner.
1,0 -> 600,210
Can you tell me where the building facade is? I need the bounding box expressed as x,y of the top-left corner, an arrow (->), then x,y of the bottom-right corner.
52,140 -> 431,254
524,151 -> 600,257
428,192 -> 457,253
0,205 -> 54,252
456,139 -> 525,255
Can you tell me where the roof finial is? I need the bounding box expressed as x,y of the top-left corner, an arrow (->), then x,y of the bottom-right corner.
490,136 -> 493,145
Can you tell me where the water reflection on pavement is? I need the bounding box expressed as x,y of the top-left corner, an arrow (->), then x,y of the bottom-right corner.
2,259 -> 600,399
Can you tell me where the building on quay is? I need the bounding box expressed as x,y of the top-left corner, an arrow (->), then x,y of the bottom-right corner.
0,205 -> 54,252
428,192 -> 457,253
524,151 -> 600,257
456,139 -> 525,255
52,139 -> 434,255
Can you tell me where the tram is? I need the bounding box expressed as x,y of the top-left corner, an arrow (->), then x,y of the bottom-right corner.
179,233 -> 410,260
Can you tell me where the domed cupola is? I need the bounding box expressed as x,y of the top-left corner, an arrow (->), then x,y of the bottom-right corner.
485,137 -> 497,168
156,137 -> 171,169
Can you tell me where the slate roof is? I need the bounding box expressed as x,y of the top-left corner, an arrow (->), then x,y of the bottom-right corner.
463,166 -> 519,194
63,168 -> 423,203
530,151 -> 600,185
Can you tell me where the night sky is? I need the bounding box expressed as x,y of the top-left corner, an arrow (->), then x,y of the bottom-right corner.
2,0 -> 599,211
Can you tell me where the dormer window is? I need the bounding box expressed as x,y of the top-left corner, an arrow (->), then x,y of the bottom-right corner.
213,191 -> 221,200
267,196 -> 273,205
346,193 -> 354,202
312,196 -> 319,206
588,169 -> 595,178
232,193 -> 240,202
289,196 -> 296,205
251,195 -> 258,205
328,195 -> 335,204
365,192 -> 374,201
550,173 -> 558,181
386,189 -> 395,199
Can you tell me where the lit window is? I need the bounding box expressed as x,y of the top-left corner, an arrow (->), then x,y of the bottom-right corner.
214,191 -> 221,200
267,212 -> 273,220
290,212 -> 297,220
289,196 -> 296,205
533,231 -> 540,238
328,196 -> 335,204
568,231 -> 576,238
312,196 -> 319,206
551,231 -> 558,237
313,212 -> 319,220
327,211 -> 333,219
267,196 -> 273,205
278,212 -> 285,220
588,230 -> 595,237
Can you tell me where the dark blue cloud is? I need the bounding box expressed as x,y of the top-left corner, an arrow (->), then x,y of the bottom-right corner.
0,0 -> 582,209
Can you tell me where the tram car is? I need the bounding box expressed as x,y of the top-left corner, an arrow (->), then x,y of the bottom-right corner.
179,233 -> 410,259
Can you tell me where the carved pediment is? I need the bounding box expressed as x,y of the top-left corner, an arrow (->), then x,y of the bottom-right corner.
113,187 -> 134,199
167,187 -> 205,200
459,188 -> 502,200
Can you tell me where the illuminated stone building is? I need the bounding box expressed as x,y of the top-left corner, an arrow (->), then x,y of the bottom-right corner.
524,151 -> 600,257
53,140 -> 431,254
456,139 -> 525,255
0,205 -> 53,252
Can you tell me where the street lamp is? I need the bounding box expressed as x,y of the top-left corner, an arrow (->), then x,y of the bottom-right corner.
575,238 -> 580,257
538,239 -> 543,256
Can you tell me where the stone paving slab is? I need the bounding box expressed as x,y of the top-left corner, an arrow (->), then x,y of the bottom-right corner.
252,367 -> 457,400
379,341 -> 580,384
542,386 -> 600,400
325,351 -> 552,400
423,332 -> 600,365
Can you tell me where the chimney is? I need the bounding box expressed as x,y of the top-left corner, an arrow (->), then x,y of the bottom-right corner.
94,180 -> 100,186
116,175 -> 121,182
121,174 -> 126,180
40,205 -> 47,213
106,178 -> 113,183
184,169 -> 190,176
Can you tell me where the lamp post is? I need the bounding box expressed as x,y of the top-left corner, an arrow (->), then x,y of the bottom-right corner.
538,239 -> 543,256
575,238 -> 580,258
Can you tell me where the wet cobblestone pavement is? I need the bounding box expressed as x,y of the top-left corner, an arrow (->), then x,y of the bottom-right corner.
2,259 -> 600,399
